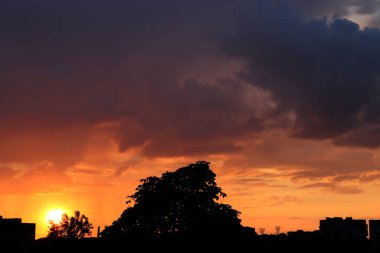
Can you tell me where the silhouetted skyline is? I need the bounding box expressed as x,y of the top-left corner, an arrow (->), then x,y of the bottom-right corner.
2,163 -> 380,245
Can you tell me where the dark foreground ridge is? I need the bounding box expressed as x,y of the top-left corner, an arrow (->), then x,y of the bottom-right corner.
2,235 -> 380,253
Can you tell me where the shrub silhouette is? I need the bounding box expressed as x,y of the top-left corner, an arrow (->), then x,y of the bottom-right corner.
47,210 -> 93,239
102,161 -> 243,239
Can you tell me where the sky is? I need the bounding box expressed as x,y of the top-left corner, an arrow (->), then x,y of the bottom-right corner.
1,0 -> 380,238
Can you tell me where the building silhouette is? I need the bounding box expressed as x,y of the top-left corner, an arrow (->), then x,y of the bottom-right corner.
319,217 -> 367,240
287,230 -> 320,239
369,220 -> 380,241
0,216 -> 35,241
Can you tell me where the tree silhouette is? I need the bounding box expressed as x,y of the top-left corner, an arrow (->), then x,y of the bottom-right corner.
47,210 -> 93,239
101,161 -> 243,239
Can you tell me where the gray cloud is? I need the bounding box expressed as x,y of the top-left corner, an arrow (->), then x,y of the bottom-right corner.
0,0 -> 379,172
223,0 -> 380,147
0,0 -> 267,163
333,124 -> 380,148
223,133 -> 380,183
354,0 -> 380,15
300,182 -> 363,194
288,0 -> 380,17
369,12 -> 380,27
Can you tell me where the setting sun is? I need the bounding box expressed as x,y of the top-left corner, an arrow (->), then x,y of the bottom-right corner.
46,209 -> 65,224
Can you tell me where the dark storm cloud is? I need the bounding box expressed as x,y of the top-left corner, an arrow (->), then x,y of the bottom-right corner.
353,0 -> 380,14
224,0 -> 380,147
0,0 -> 269,163
333,124 -> 380,148
114,78 -> 266,157
370,15 -> 380,28
1,0 -> 379,169
288,0 -> 380,17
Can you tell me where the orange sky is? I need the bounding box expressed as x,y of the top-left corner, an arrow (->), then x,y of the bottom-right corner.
1,0 -> 380,239
1,131 -> 380,238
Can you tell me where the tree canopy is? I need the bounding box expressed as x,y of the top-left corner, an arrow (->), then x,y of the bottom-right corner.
101,161 -> 243,239
47,210 -> 93,239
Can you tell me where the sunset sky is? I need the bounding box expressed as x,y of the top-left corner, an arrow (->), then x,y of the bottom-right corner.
1,0 -> 380,238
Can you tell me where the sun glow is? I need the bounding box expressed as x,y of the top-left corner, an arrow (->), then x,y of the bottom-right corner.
46,209 -> 65,224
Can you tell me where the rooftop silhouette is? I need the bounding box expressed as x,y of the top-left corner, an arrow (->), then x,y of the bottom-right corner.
0,216 -> 35,242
